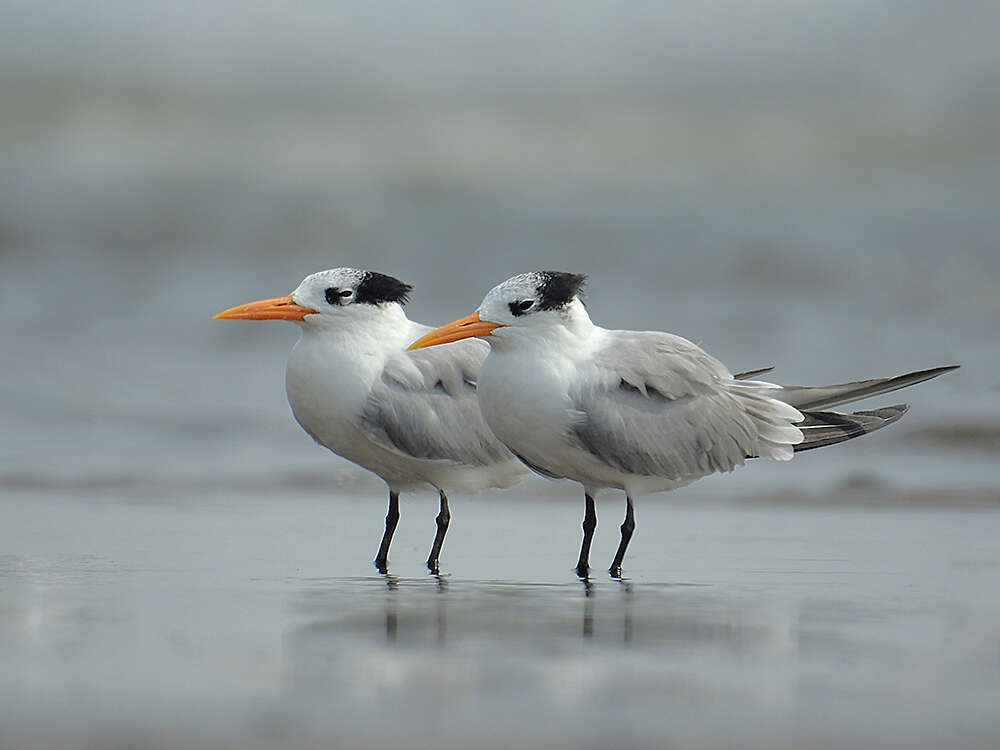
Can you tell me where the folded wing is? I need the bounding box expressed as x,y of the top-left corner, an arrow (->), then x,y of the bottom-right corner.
569,333 -> 804,481
360,338 -> 515,468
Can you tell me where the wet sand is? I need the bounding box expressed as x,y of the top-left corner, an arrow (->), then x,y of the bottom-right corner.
3,487 -> 999,749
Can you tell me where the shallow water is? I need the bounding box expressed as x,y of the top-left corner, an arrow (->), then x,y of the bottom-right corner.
3,489 -> 999,749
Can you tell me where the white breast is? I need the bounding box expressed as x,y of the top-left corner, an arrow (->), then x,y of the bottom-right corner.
285,318 -> 525,492
477,327 -> 603,485
285,331 -> 382,466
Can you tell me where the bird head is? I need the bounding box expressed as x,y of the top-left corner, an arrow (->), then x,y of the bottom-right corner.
214,268 -> 413,328
408,271 -> 587,350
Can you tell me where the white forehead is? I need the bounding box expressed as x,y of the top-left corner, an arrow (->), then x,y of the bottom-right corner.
482,273 -> 546,305
295,267 -> 366,293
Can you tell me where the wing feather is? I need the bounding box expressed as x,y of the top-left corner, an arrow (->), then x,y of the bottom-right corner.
359,338 -> 514,468
570,332 -> 803,481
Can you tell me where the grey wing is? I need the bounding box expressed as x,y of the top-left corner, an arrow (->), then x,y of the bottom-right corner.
359,338 -> 514,468
570,333 -> 803,479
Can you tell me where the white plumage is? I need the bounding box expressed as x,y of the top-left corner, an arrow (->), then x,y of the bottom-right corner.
409,271 -> 956,578
216,268 -> 526,574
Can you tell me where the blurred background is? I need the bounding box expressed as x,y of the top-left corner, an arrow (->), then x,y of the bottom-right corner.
2,1 -> 999,748
1,0 -> 997,493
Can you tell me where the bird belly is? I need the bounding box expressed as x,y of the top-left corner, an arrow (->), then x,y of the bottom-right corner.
478,351 -> 699,495
285,340 -> 409,483
477,352 -> 609,488
286,390 -> 441,490
286,341 -> 522,492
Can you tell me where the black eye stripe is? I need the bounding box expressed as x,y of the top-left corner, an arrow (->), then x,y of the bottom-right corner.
322,273 -> 412,307
509,299 -> 535,316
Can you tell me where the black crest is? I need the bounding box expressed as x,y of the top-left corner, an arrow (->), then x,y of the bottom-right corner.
355,272 -> 413,306
535,271 -> 586,311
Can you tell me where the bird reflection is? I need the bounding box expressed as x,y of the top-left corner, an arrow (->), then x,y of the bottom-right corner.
435,583 -> 447,646
289,574 -> 640,671
381,576 -> 448,645
385,605 -> 398,642
285,576 -> 797,702
580,577 -> 635,641
379,576 -> 638,645
622,582 -> 634,644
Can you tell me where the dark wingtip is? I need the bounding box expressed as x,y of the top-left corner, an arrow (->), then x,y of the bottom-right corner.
921,365 -> 960,376
854,403 -> 910,424
733,366 -> 775,380
893,365 -> 961,389
791,403 -> 911,454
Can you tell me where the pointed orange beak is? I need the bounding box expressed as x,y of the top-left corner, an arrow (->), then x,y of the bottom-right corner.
213,295 -> 317,321
408,312 -> 504,350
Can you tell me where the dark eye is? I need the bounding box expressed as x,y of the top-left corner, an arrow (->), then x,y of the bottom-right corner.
509,299 -> 535,316
324,287 -> 354,305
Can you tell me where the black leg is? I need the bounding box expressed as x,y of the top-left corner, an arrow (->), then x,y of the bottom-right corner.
575,493 -> 597,579
426,490 -> 451,574
374,490 -> 400,574
609,495 -> 635,578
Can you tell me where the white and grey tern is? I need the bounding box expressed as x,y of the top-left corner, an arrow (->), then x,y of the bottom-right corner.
409,271 -> 957,578
215,268 -> 526,574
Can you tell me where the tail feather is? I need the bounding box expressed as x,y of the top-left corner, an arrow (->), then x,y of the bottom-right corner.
793,404 -> 909,452
772,365 -> 958,411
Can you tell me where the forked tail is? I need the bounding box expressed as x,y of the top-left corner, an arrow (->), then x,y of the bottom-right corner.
738,364 -> 958,456
771,365 -> 958,411
793,404 -> 908,452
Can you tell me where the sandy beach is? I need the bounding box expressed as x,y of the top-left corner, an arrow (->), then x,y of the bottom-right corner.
2,485 -> 999,749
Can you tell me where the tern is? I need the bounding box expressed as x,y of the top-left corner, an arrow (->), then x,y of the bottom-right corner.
409,271 -> 958,578
215,268 -> 526,574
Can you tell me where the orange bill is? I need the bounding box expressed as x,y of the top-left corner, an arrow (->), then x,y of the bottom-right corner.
213,295 -> 317,321
408,312 -> 503,350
